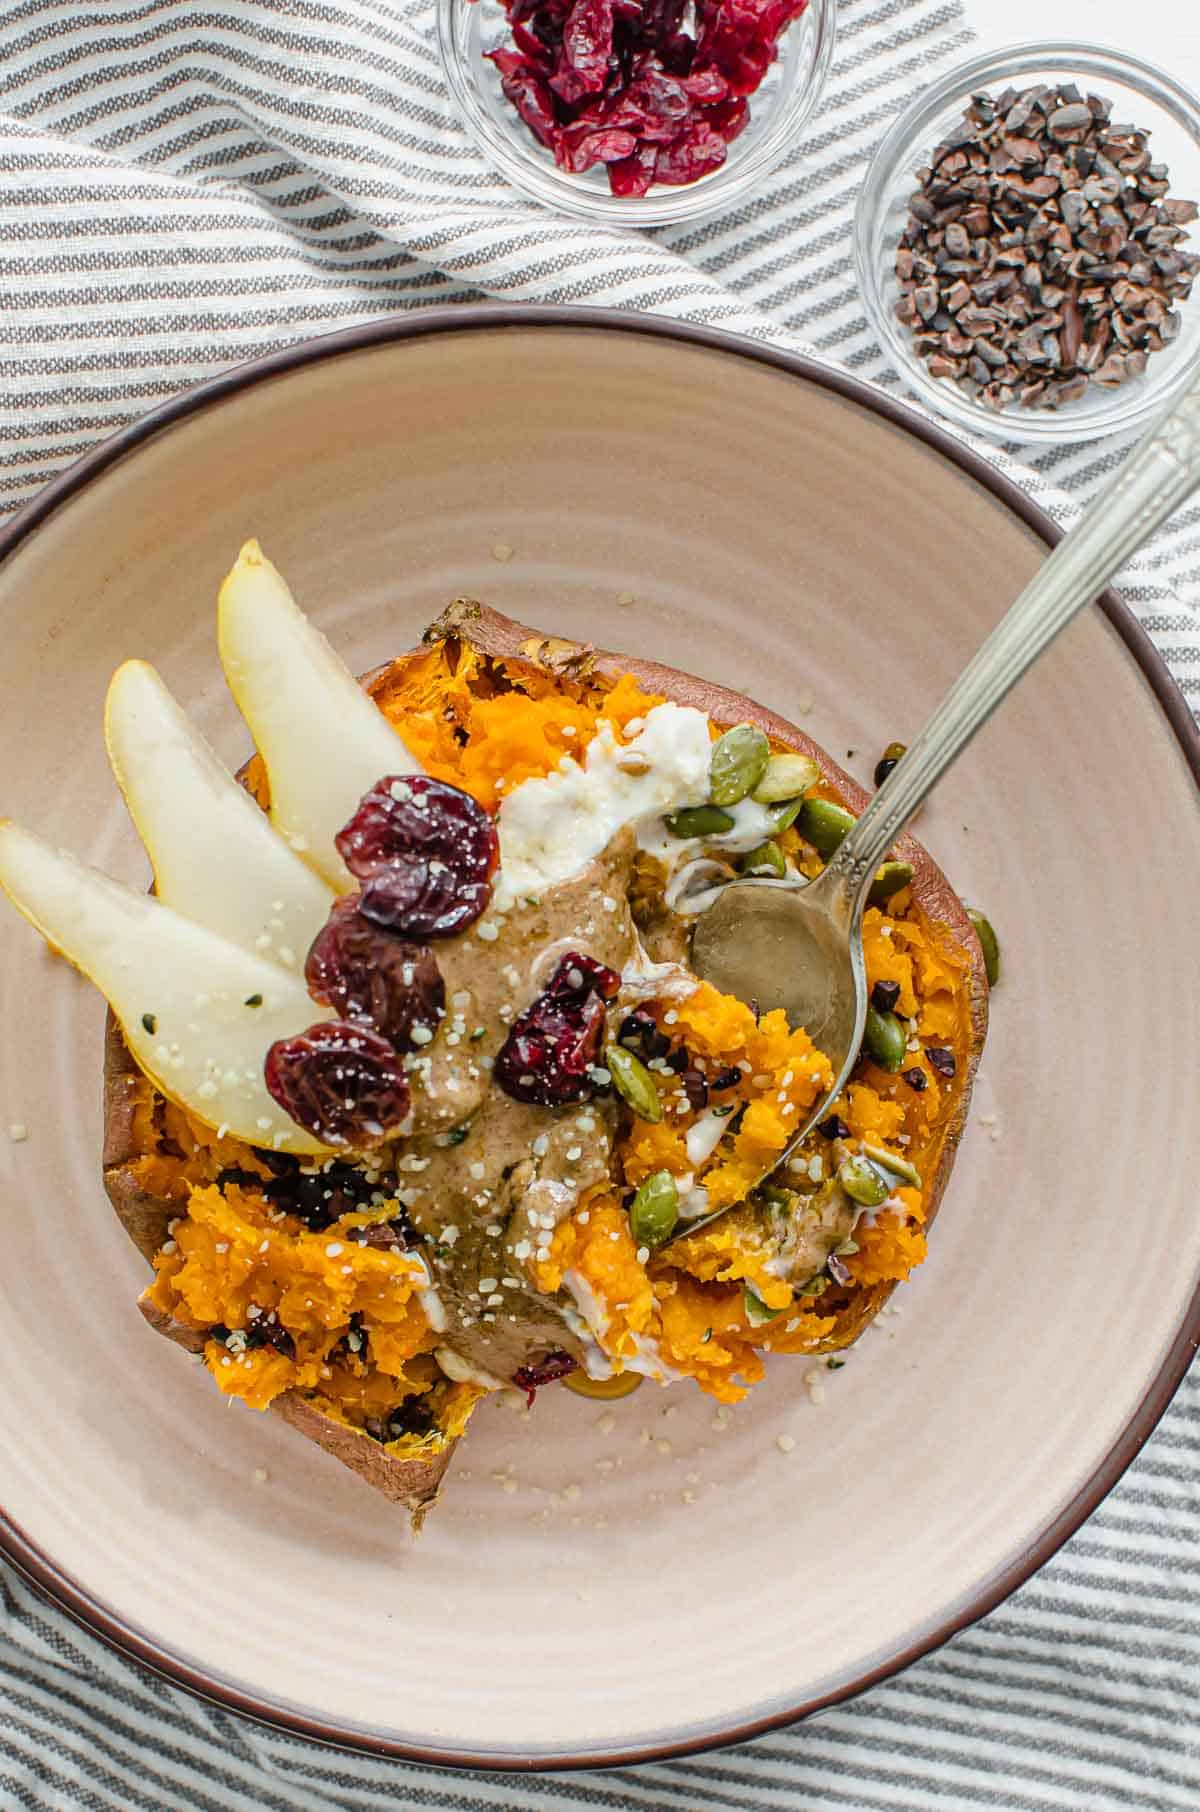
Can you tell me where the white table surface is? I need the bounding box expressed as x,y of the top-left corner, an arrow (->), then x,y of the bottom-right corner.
970,0 -> 1200,93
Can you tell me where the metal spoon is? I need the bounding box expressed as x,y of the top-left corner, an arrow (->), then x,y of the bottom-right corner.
688,372 -> 1200,1229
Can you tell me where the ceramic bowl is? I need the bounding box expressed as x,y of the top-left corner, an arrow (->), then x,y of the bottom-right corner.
1,309 -> 1198,1768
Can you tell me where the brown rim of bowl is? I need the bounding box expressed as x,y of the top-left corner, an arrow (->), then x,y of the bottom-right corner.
1,304 -> 1198,1773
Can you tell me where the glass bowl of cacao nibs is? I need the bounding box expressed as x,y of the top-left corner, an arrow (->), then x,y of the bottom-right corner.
854,43 -> 1200,442
437,0 -> 836,225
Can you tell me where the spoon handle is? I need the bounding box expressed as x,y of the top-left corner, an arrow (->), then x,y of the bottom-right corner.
826,374 -> 1200,897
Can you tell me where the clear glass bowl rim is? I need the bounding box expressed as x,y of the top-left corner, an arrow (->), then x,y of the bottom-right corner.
437,0 -> 837,227
852,38 -> 1200,444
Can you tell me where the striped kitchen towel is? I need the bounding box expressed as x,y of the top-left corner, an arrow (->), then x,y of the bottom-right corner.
1,1 -> 1199,1809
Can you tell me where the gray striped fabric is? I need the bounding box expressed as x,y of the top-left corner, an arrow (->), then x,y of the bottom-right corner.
2,0 -> 1199,1807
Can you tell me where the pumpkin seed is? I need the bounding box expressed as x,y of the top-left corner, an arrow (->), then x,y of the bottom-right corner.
797,1275 -> 830,1297
967,906 -> 1001,987
740,840 -> 786,878
709,723 -> 771,806
743,1283 -> 784,1326
861,1142 -> 922,1188
752,752 -> 821,803
867,860 -> 914,906
665,803 -> 736,838
864,1005 -> 906,1072
606,1044 -> 663,1122
797,797 -> 856,856
628,1169 -> 679,1248
838,1155 -> 891,1208
766,795 -> 807,834
564,1369 -> 643,1400
873,741 -> 907,788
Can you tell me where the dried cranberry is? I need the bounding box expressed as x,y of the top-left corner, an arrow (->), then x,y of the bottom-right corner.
609,143 -> 658,196
492,50 -> 560,146
487,0 -> 807,194
265,1021 -> 411,1148
556,123 -> 639,172
683,65 -> 730,102
654,122 -> 727,183
512,1349 -> 578,1404
609,63 -> 694,138
710,95 -> 749,141
494,952 -> 618,1107
306,896 -> 444,1052
545,953 -> 621,1003
550,0 -> 614,103
926,1046 -> 957,1079
336,776 -> 498,940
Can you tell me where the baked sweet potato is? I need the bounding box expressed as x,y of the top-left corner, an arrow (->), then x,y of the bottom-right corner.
395,600 -> 989,1342
101,596 -> 988,1505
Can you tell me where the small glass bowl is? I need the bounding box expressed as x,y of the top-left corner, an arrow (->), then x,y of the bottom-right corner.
437,0 -> 836,227
854,42 -> 1200,443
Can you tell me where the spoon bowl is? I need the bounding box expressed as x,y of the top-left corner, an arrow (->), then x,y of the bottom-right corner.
690,869 -> 864,1068
684,867 -> 869,1237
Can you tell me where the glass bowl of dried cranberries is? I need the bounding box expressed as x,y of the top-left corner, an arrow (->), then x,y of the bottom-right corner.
438,0 -> 836,224
854,42 -> 1200,443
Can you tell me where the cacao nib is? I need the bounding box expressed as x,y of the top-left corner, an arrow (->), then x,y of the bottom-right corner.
512,1349 -> 578,1404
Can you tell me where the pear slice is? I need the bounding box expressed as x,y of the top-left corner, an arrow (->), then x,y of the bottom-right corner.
105,659 -> 336,967
217,541 -> 421,892
0,821 -> 336,1155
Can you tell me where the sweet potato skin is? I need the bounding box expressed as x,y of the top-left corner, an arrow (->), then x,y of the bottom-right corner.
134,1295 -> 453,1515
102,1014 -> 174,1266
403,599 -> 990,1340
102,595 -> 987,1486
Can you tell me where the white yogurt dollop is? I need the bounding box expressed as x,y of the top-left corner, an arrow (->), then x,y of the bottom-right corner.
497,701 -> 780,893
497,703 -> 711,892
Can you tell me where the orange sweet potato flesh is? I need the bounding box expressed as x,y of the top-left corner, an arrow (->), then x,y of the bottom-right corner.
103,1019 -> 457,1518
390,599 -> 990,1346
102,598 -> 988,1501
